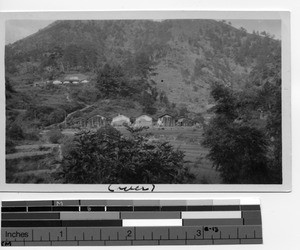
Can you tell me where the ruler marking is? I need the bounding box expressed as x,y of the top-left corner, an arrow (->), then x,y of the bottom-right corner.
1,199 -> 262,246
134,227 -> 136,240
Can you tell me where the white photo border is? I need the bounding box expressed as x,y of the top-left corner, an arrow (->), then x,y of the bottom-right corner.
0,11 -> 291,192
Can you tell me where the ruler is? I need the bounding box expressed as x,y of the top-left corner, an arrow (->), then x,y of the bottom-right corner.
1,199 -> 262,246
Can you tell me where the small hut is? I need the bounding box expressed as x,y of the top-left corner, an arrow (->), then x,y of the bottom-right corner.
53,80 -> 62,85
73,117 -> 86,128
134,115 -> 153,127
64,74 -> 89,84
87,115 -> 107,128
111,114 -> 131,127
157,114 -> 176,127
177,117 -> 195,127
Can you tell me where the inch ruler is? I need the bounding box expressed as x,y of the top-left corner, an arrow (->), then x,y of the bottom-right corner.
1,199 -> 262,246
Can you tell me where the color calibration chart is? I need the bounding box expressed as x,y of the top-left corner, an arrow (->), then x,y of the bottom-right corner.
1,199 -> 262,246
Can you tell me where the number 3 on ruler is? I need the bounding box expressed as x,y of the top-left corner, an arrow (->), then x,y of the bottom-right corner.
196,230 -> 202,237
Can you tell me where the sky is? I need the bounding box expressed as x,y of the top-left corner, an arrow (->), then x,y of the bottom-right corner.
227,19 -> 281,39
5,20 -> 54,45
5,19 -> 281,45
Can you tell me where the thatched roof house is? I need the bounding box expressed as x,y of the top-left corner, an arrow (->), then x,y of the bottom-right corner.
111,114 -> 131,127
157,114 -> 176,127
177,117 -> 195,127
134,115 -> 153,127
87,115 -> 107,128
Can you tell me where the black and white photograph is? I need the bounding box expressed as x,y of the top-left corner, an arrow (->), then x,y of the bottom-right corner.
2,12 -> 290,190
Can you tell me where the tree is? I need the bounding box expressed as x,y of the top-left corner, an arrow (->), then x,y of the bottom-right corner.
96,63 -> 132,98
134,52 -> 156,79
55,125 -> 194,184
5,77 -> 16,99
47,129 -> 64,144
203,83 -> 273,184
6,124 -> 24,141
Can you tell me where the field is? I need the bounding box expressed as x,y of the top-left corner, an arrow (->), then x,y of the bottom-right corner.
6,126 -> 220,184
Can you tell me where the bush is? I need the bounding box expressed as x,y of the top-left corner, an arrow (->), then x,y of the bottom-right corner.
24,131 -> 40,141
47,129 -> 64,143
55,125 -> 194,184
7,124 -> 24,140
6,139 -> 16,154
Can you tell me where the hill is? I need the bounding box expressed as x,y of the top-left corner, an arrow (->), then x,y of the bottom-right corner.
5,19 -> 280,116
5,19 -> 282,184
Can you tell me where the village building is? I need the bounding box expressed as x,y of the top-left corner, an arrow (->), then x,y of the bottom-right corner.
64,74 -> 89,84
53,80 -> 62,85
73,117 -> 86,128
111,114 -> 131,127
177,117 -> 195,127
87,115 -> 107,128
157,114 -> 176,127
81,79 -> 89,84
134,115 -> 153,127
33,81 -> 46,87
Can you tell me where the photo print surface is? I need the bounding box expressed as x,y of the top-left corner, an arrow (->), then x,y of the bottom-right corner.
2,11 -> 291,192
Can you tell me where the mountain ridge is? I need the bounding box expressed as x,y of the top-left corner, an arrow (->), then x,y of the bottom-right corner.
5,19 -> 280,115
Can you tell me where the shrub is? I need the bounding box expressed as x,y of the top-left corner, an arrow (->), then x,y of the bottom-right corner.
6,139 -> 16,154
6,124 -> 24,140
24,131 -> 40,141
47,129 -> 64,144
55,125 -> 194,184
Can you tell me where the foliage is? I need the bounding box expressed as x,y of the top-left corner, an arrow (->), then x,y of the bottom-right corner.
70,84 -> 99,104
55,125 -> 194,184
24,131 -> 40,141
6,124 -> 24,141
6,139 -> 16,154
5,77 -> 16,99
96,64 -> 134,98
203,75 -> 281,184
47,129 -> 64,144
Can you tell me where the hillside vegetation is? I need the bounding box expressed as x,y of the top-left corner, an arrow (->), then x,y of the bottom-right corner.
5,19 -> 281,184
